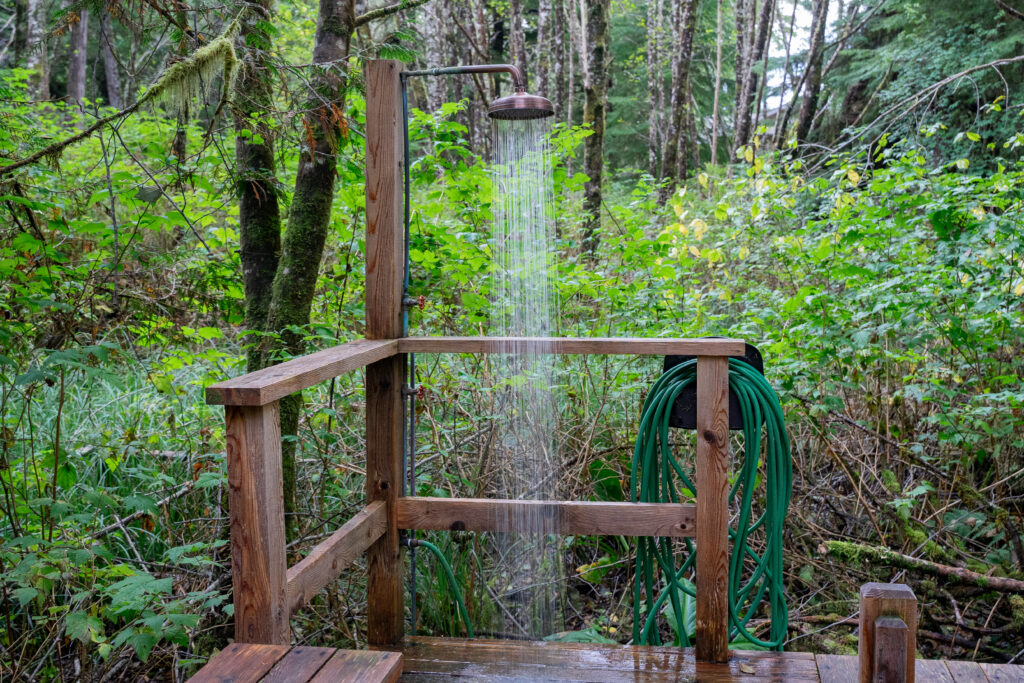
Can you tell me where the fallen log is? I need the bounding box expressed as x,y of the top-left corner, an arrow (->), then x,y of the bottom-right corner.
827,540 -> 1024,594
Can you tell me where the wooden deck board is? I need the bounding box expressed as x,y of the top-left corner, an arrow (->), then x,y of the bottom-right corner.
190,639 -> 1024,682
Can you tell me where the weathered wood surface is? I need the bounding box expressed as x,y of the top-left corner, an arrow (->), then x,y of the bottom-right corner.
206,340 -> 398,406
396,637 -> 819,681
943,659 -> 991,682
914,658 -> 955,683
188,644 -> 400,682
310,650 -> 402,683
189,643 -> 288,682
399,336 -> 745,356
873,616 -> 908,682
980,661 -> 1024,682
364,58 -> 406,648
286,501 -> 388,614
816,654 -> 862,683
396,497 -> 696,537
859,582 -> 917,683
262,647 -> 335,683
226,404 -> 289,645
695,355 -> 730,663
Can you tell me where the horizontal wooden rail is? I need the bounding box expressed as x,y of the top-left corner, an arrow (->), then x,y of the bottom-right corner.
286,501 -> 388,615
207,339 -> 398,406
396,497 -> 696,537
398,336 -> 744,356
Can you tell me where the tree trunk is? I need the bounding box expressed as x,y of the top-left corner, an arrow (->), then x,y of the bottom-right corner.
581,0 -> 608,254
12,0 -> 27,67
26,0 -> 48,98
796,0 -> 829,146
658,0 -> 699,201
536,0 -> 552,98
730,0 -> 752,161
509,0 -> 526,85
734,0 -> 774,154
234,1 -> 282,375
552,0 -> 566,120
99,10 -> 122,108
566,0 -> 578,127
425,0 -> 447,112
710,0 -> 723,166
646,0 -> 663,178
66,7 -> 88,103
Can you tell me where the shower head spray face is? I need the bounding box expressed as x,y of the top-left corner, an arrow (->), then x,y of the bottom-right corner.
488,91 -> 555,120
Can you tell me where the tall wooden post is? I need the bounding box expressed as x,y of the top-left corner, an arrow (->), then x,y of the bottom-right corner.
225,403 -> 290,644
364,59 -> 406,647
859,583 -> 917,683
695,356 -> 730,662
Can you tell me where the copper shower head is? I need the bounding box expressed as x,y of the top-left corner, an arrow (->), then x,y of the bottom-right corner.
488,90 -> 555,120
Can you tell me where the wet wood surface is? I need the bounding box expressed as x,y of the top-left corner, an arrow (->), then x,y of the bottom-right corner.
397,497 -> 696,537
189,644 -> 401,682
398,336 -> 745,357
395,638 -> 1023,682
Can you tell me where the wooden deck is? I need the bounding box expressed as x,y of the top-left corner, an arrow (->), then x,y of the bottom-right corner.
393,637 -> 1024,683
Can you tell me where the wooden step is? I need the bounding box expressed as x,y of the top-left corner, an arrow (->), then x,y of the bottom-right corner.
189,643 -> 402,683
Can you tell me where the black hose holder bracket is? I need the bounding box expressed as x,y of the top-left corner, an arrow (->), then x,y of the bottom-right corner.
664,338 -> 764,431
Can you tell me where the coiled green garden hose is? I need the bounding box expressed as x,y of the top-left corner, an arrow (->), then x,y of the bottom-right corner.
631,358 -> 792,650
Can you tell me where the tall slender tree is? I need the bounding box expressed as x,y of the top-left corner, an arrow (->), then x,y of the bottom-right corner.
659,0 -> 700,200
710,0 -> 723,166
66,7 -> 89,103
509,0 -> 526,84
734,0 -> 775,154
581,0 -> 608,254
99,10 -> 123,108
646,0 -> 663,178
26,0 -> 48,98
536,0 -> 553,98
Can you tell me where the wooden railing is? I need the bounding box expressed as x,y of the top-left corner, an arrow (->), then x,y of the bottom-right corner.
206,335 -> 739,661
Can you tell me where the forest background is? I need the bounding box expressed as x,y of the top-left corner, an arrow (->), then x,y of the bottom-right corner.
2,0 -> 1024,679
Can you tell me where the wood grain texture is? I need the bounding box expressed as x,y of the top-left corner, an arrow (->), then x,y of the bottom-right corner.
396,497 -> 696,537
874,617 -> 908,682
397,637 -> 819,681
206,340 -> 397,406
695,355 -> 730,663
944,659 -> 990,682
286,501 -> 387,614
225,404 -> 289,645
309,649 -> 402,683
859,583 -> 917,683
364,58 -> 406,648
915,660 -> 955,683
980,661 -> 1024,683
816,654 -> 861,683
398,336 -> 745,357
189,643 -> 289,682
260,646 -> 335,683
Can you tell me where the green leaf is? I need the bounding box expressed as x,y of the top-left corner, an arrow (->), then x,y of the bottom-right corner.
66,611 -> 104,643
56,462 -> 77,489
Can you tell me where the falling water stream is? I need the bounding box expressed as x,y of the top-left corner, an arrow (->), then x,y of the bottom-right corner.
486,117 -> 563,639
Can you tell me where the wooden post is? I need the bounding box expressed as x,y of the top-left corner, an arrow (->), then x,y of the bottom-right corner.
364,59 -> 406,647
225,403 -> 289,644
859,583 -> 917,683
695,356 -> 730,662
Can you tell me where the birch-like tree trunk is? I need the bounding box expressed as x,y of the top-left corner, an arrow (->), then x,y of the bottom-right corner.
536,0 -> 552,97
66,7 -> 88,103
99,10 -> 122,108
646,0 -> 663,177
509,0 -> 526,85
771,0 -> 798,146
730,0 -> 752,160
425,0 -> 447,112
796,0 -> 829,145
552,0 -> 567,120
659,0 -> 700,200
734,0 -> 774,154
26,0 -> 48,99
581,0 -> 608,254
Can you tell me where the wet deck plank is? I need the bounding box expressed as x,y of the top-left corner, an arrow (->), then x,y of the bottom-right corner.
397,637 -> 818,682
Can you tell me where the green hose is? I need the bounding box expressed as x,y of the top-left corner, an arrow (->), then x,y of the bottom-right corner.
631,358 -> 793,650
413,538 -> 475,638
